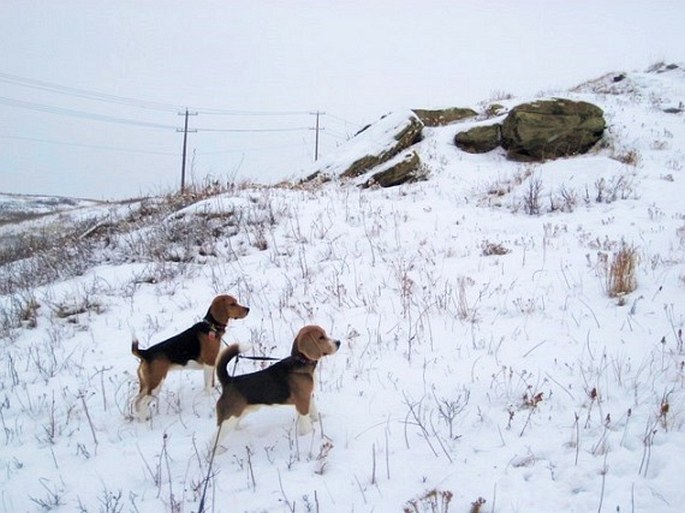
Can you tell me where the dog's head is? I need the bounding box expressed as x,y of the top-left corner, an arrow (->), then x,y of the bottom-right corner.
211,294 -> 250,324
291,325 -> 341,361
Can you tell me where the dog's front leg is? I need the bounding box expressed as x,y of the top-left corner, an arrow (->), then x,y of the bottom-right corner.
308,395 -> 319,422
133,393 -> 153,421
295,397 -> 314,435
203,365 -> 215,391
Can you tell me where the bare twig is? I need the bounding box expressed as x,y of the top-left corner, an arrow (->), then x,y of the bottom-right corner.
198,428 -> 222,513
79,391 -> 99,449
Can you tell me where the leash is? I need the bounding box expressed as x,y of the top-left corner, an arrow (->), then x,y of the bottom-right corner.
219,339 -> 283,374
227,348 -> 282,375
220,338 -> 281,362
236,354 -> 281,362
232,354 -> 282,374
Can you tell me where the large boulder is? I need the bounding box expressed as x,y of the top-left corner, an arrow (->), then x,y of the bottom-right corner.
454,124 -> 501,153
360,151 -> 426,188
340,113 -> 423,179
306,110 -> 423,183
501,99 -> 605,161
413,107 -> 477,127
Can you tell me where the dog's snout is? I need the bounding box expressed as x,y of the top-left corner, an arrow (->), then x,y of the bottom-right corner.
334,339 -> 341,349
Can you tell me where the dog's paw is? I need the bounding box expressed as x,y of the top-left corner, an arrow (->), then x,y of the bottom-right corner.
296,415 -> 313,436
134,408 -> 151,422
205,437 -> 227,460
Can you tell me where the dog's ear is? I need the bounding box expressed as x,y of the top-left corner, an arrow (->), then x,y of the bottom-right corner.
296,326 -> 326,361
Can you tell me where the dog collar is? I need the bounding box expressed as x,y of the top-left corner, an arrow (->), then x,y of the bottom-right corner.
203,312 -> 227,333
293,352 -> 316,365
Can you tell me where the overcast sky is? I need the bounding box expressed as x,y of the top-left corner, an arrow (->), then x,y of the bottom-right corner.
1,0 -> 683,200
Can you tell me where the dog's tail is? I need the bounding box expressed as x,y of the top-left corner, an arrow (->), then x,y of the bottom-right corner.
130,326 -> 148,360
131,337 -> 147,359
216,344 -> 241,388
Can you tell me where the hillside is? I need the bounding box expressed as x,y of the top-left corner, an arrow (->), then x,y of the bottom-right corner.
1,64 -> 685,513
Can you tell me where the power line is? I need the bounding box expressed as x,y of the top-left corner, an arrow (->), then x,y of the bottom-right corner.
321,128 -> 350,140
1,73 -> 367,129
327,112 -> 363,128
0,95 -> 319,134
0,73 -> 359,177
195,126 -> 311,133
0,72 -> 314,117
198,108 -> 312,116
200,142 -> 309,155
0,95 -> 177,129
0,72 -> 183,112
0,73 -> 365,137
0,133 -> 177,156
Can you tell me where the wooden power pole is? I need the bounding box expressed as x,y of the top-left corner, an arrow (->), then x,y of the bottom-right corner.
177,108 -> 197,193
311,111 -> 325,161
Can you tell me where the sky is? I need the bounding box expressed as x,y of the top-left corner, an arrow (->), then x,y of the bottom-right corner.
0,0 -> 683,200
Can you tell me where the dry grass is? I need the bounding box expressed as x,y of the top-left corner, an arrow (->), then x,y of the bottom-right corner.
404,489 -> 453,513
606,243 -> 639,299
523,176 -> 543,215
481,240 -> 510,256
0,181 -> 288,338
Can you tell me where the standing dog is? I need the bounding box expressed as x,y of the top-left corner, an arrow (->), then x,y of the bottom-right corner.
131,294 -> 250,419
213,325 -> 340,448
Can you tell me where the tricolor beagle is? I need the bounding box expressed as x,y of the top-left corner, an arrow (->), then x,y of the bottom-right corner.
131,294 -> 249,419
213,325 -> 340,447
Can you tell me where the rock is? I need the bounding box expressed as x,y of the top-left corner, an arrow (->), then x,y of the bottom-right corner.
338,112 -> 424,179
304,111 -> 424,184
413,107 -> 477,126
454,124 -> 501,153
501,99 -> 605,161
359,151 -> 426,188
483,103 -> 507,118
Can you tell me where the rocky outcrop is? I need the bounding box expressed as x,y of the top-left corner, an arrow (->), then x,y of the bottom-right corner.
413,107 -> 477,127
305,110 -> 424,186
454,124 -> 501,154
359,151 -> 426,188
307,99 -> 606,189
500,99 -> 605,161
340,113 -> 423,179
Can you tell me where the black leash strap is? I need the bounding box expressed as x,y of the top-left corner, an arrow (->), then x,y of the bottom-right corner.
237,355 -> 281,362
220,339 -> 280,361
231,353 -> 282,375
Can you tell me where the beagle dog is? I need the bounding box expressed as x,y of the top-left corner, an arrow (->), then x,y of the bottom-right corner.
214,325 -> 340,447
131,294 -> 250,419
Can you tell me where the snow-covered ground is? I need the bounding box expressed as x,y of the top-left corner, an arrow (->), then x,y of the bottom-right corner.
0,193 -> 103,224
1,65 -> 685,512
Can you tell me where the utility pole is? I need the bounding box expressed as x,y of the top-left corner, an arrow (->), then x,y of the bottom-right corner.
310,111 -> 325,161
177,108 -> 197,193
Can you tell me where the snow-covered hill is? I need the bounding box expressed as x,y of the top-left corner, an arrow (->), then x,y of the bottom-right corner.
2,65 -> 685,513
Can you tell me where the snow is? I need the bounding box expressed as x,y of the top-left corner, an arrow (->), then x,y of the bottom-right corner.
0,193 -> 103,223
1,64 -> 685,512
